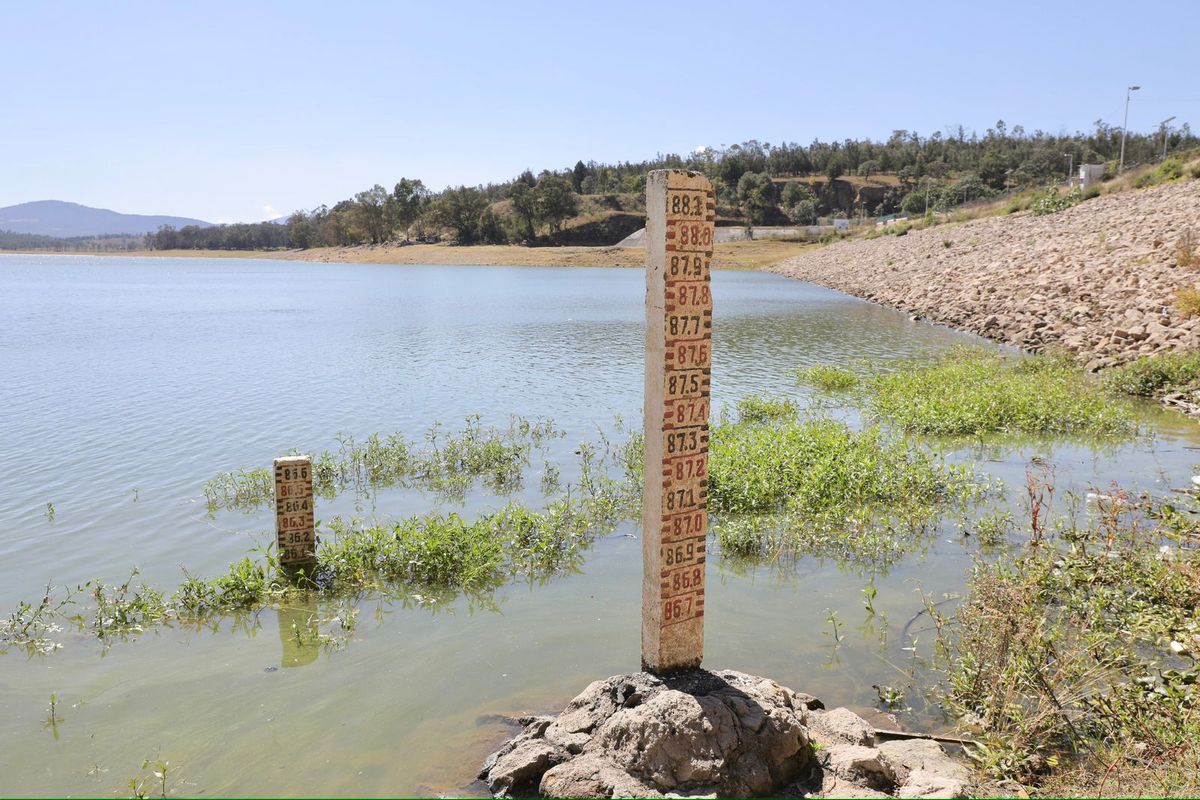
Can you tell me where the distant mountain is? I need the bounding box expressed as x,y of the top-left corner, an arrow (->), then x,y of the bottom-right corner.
0,200 -> 213,238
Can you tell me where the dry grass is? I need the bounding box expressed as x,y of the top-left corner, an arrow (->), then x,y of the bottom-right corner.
1173,285 -> 1200,317
1177,229 -> 1197,269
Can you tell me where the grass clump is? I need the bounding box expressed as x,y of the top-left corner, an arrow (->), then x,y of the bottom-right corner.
798,364 -> 859,392
735,395 -> 799,423
866,349 -> 1136,437
708,415 -> 977,566
938,480 -> 1200,793
319,499 -> 594,593
1103,351 -> 1200,397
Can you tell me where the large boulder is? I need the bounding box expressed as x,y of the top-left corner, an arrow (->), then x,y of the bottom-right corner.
478,669 -> 971,798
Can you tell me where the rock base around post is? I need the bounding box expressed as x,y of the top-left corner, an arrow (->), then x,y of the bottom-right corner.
478,669 -> 971,799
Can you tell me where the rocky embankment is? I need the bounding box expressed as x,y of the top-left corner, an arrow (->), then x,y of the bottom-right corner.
479,670 -> 970,798
773,180 -> 1200,372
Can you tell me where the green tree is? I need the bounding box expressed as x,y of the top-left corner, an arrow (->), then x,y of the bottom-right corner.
856,160 -> 881,178
353,184 -> 390,244
781,182 -> 817,224
978,152 -> 1008,190
390,178 -> 430,239
825,154 -> 846,182
477,208 -> 507,244
787,200 -> 818,225
508,182 -> 538,239
736,171 -> 779,224
534,175 -> 578,234
428,187 -> 489,244
780,180 -> 814,208
572,160 -> 589,193
286,211 -> 316,249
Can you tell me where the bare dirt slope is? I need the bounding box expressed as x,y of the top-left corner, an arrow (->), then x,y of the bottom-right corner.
772,179 -> 1200,370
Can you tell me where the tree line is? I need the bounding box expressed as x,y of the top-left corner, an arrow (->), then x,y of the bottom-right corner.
143,120 -> 1197,251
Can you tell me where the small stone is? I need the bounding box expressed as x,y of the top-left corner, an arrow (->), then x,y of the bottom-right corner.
897,769 -> 969,798
823,744 -> 905,791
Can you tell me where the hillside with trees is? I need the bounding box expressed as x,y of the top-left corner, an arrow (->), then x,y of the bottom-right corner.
134,121 -> 1197,252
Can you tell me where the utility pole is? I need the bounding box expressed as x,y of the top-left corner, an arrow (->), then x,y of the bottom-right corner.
1118,85 -> 1140,173
1160,116 -> 1176,160
1064,153 -> 1074,185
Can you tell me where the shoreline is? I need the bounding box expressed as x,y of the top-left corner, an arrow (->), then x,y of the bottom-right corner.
6,239 -> 817,272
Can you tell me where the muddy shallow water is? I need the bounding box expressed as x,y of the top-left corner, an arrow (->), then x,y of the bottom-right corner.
2,255 -> 1197,796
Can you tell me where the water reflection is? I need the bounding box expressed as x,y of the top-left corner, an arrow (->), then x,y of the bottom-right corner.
277,601 -> 320,669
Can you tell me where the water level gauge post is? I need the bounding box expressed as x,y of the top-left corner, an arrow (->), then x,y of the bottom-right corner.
274,455 -> 317,580
641,169 -> 715,674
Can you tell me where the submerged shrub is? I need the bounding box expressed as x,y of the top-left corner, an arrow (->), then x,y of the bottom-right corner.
866,349 -> 1136,437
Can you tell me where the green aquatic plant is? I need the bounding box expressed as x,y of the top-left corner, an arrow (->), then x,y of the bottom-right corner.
825,609 -> 844,645
865,349 -> 1137,437
7,426 -> 640,655
797,364 -> 859,392
707,415 -> 979,567
862,578 -> 878,616
734,395 -> 799,423
176,554 -> 281,614
80,570 -> 171,641
0,583 -> 72,654
203,415 -> 564,512
708,416 -> 971,517
971,510 -> 1014,546
128,757 -> 175,799
873,684 -> 907,712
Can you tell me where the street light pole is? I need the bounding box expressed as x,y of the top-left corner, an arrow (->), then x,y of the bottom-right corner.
1119,85 -> 1141,173
1160,116 -> 1177,160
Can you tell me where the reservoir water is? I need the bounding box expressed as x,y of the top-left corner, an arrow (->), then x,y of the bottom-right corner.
2,254 -> 1197,796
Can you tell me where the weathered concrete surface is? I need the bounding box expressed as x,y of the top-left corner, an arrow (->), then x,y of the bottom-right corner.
478,669 -> 970,798
772,179 -> 1200,373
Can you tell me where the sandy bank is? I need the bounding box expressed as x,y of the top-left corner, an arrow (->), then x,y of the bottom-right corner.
772,179 -> 1200,370
70,239 -> 815,272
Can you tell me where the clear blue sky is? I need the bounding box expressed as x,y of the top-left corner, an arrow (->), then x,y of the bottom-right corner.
3,0 -> 1197,222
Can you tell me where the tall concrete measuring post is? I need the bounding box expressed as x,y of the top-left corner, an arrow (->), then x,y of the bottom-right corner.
642,170 -> 715,673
